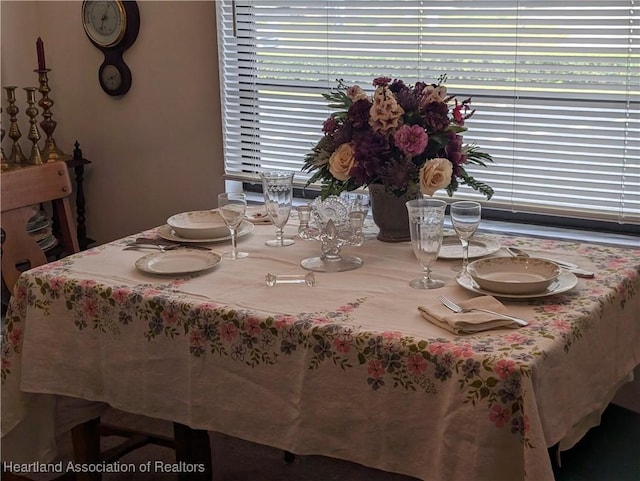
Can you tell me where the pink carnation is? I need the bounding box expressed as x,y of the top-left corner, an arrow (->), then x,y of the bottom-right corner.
394,124 -> 428,156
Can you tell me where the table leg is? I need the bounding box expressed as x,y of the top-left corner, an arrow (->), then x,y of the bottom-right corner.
70,417 -> 101,481
173,423 -> 212,481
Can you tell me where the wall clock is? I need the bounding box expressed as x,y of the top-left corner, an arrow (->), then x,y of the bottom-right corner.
82,1 -> 140,97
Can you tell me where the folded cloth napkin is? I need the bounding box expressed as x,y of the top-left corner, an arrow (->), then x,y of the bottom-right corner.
418,296 -> 522,335
245,205 -> 271,224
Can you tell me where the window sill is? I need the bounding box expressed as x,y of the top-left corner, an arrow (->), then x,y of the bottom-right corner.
473,219 -> 638,249
244,191 -> 638,249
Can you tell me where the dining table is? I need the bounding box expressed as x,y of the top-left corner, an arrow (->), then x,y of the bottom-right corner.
2,213 -> 639,481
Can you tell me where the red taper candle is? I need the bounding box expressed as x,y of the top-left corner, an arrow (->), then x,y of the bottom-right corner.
36,37 -> 46,71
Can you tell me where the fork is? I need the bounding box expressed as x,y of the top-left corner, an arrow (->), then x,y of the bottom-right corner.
125,241 -> 212,252
436,296 -> 528,327
123,244 -> 181,253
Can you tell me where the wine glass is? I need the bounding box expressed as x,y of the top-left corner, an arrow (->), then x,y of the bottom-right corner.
450,201 -> 482,276
217,192 -> 249,259
406,199 -> 447,289
261,171 -> 295,247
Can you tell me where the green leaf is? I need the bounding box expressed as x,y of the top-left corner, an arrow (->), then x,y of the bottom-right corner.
458,168 -> 494,200
486,377 -> 499,387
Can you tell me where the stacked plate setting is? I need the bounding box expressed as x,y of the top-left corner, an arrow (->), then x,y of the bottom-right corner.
467,257 -> 562,295
160,210 -> 254,243
133,210 -> 253,276
167,210 -> 230,239
27,208 -> 57,251
456,256 -> 578,299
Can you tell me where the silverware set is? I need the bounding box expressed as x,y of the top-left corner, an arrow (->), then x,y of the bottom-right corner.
123,238 -> 211,252
505,247 -> 594,278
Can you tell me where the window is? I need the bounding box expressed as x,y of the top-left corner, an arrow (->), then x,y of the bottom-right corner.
216,0 -> 639,231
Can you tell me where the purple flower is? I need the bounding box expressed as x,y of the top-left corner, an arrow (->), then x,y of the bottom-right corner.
380,158 -> 417,190
394,124 -> 428,156
322,117 -> 338,133
445,132 -> 468,175
421,100 -> 450,132
349,131 -> 391,183
354,130 -> 391,163
333,123 -> 353,146
347,98 -> 372,130
373,76 -> 392,87
395,87 -> 419,112
388,79 -> 407,93
414,81 -> 428,92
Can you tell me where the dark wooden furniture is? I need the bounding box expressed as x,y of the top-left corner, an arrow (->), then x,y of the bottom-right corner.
65,141 -> 94,250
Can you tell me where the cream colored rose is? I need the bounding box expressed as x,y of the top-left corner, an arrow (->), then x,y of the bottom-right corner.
419,157 -> 453,196
328,143 -> 357,180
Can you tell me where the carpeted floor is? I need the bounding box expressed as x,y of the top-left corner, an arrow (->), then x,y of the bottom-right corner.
552,404 -> 640,481
17,403 -> 640,481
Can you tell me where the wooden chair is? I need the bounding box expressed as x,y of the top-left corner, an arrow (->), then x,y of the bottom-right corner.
1,162 -> 211,480
1,162 -> 79,290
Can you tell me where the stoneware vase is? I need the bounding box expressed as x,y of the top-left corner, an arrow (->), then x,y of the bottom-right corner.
368,183 -> 422,242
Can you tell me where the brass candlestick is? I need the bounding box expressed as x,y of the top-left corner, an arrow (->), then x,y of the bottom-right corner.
1,107 -> 9,171
24,87 -> 43,165
36,68 -> 66,161
4,86 -> 27,165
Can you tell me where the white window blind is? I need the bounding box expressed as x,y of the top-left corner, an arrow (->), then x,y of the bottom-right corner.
216,0 -> 640,227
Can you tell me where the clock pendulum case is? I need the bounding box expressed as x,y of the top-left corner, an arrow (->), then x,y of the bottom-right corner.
82,1 -> 140,96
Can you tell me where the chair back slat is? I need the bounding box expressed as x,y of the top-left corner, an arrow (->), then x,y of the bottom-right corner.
2,162 -> 73,210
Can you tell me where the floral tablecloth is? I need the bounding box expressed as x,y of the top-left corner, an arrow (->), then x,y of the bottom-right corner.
2,222 -> 639,481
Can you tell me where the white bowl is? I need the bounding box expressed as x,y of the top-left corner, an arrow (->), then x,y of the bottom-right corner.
467,257 -> 562,295
167,210 -> 229,239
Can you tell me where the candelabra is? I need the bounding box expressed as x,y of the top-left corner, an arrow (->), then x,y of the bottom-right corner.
4,86 -> 27,165
36,68 -> 67,161
1,107 -> 8,171
24,87 -> 43,165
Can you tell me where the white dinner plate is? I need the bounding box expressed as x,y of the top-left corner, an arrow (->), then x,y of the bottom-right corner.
37,235 -> 58,252
244,206 -> 271,224
31,225 -> 53,242
135,249 -> 222,275
439,235 -> 501,260
157,221 -> 254,244
26,215 -> 50,233
456,270 -> 578,300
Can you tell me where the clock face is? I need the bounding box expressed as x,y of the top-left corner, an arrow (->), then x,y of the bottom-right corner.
82,1 -> 126,47
100,64 -> 122,92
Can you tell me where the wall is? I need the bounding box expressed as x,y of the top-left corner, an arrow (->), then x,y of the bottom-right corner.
1,0 -> 225,244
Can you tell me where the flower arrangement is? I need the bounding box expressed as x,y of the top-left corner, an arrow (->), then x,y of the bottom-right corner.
302,75 -> 494,200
